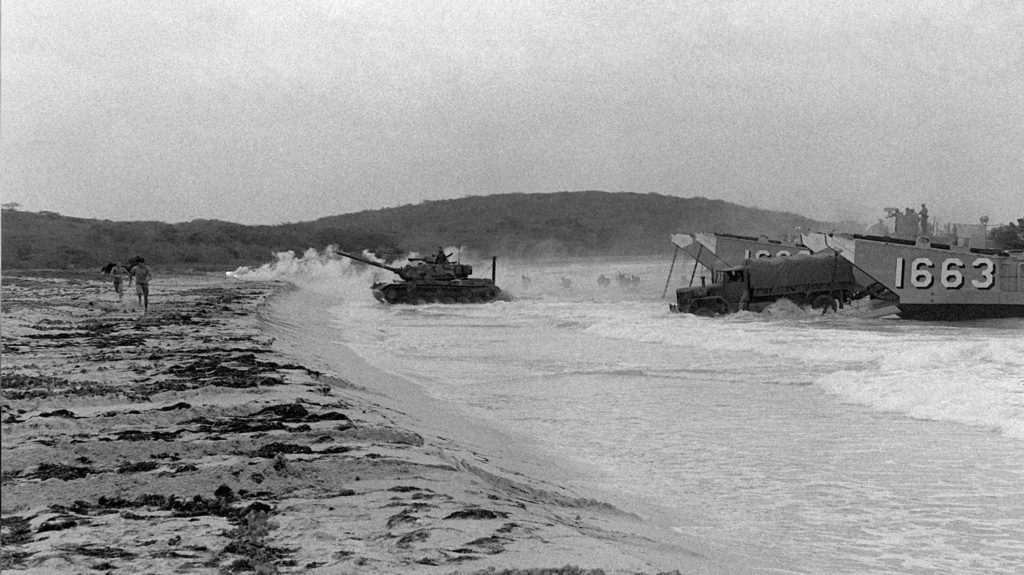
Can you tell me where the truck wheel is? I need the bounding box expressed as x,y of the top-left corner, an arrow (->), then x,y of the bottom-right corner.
811,294 -> 837,312
692,304 -> 714,317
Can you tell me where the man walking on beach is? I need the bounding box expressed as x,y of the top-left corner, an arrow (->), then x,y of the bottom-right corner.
130,258 -> 152,311
110,261 -> 128,301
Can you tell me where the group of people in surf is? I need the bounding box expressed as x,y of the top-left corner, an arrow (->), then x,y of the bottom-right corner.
517,272 -> 643,291
597,272 -> 641,288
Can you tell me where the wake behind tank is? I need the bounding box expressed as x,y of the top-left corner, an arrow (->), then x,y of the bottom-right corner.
337,249 -> 503,304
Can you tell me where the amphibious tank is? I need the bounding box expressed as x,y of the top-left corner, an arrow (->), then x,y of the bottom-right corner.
337,249 -> 502,304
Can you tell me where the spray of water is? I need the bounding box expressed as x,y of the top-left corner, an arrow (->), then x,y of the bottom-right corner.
226,245 -> 381,299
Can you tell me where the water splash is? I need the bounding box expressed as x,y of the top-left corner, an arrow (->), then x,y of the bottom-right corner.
226,245 -> 379,299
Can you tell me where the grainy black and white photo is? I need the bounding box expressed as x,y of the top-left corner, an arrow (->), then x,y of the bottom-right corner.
2,2 -> 1023,574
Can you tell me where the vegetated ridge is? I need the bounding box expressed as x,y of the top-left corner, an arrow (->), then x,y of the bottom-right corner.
4,191 -> 841,270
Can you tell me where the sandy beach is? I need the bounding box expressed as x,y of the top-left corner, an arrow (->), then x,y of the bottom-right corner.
1,272 -> 736,575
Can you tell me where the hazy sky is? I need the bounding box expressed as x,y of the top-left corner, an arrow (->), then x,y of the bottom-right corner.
2,0 -> 1022,226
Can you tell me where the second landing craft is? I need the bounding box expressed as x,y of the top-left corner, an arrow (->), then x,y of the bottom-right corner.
670,232 -> 811,272
668,231 -> 897,316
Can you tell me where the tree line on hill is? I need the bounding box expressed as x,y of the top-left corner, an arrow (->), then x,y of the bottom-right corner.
2,192 -> 1020,271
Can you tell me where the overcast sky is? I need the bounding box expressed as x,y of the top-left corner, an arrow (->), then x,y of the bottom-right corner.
2,0 -> 1021,226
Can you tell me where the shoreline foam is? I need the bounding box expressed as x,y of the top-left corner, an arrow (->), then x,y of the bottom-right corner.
1,272 -> 739,574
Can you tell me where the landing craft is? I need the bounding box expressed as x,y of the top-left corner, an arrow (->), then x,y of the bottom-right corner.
670,232 -> 811,273
666,231 -> 897,315
664,232 -> 811,296
802,233 -> 1024,320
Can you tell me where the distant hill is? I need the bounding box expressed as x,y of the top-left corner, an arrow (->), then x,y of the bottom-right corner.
1,192 -> 830,270
306,191 -> 830,258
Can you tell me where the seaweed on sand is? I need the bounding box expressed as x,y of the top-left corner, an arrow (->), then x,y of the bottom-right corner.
58,544 -> 136,559
22,462 -> 96,481
466,567 -> 616,575
254,443 -> 313,458
220,502 -> 293,574
0,515 -> 35,570
445,508 -> 510,520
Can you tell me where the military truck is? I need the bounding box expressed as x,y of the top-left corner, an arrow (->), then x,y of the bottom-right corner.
670,252 -> 862,316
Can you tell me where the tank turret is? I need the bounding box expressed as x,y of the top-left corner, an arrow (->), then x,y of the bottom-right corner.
337,250 -> 502,304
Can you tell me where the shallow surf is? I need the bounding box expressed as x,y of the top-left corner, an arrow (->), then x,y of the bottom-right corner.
242,252 -> 1024,574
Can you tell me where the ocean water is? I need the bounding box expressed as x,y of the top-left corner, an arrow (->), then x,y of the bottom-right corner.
234,251 -> 1024,574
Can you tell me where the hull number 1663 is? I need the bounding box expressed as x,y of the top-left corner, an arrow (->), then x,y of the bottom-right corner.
894,257 -> 995,290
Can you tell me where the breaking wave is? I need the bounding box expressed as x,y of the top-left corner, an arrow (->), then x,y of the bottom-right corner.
817,336 -> 1024,439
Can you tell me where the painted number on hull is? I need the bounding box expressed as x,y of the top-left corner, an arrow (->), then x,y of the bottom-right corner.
744,249 -> 812,258
895,257 -> 995,290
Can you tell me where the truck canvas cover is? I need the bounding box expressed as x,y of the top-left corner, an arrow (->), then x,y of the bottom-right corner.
748,253 -> 855,294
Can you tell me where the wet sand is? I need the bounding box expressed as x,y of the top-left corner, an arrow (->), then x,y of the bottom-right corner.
1,272 -> 735,574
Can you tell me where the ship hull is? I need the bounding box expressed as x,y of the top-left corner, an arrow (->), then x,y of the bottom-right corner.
897,304 -> 1024,321
802,233 -> 1024,321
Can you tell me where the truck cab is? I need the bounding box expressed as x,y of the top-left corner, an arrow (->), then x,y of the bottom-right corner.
671,267 -> 748,316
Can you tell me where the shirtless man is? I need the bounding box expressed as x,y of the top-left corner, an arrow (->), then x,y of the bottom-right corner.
130,258 -> 152,311
110,261 -> 129,301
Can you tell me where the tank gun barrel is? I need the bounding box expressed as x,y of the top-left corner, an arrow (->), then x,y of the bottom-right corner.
336,251 -> 402,275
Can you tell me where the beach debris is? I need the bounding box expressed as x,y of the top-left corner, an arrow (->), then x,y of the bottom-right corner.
316,445 -> 354,455
165,353 -> 287,389
388,485 -> 423,493
254,442 -> 313,458
37,515 -> 79,533
254,402 -> 308,419
38,408 -> 78,418
114,428 -> 183,442
22,462 -> 95,481
44,490 -> 272,524
1,515 -> 33,545
339,426 -> 423,446
458,534 -> 509,555
386,508 -> 420,529
395,528 -> 430,548
215,484 -> 236,502
463,567 -> 620,575
221,504 -> 288,575
117,461 -> 161,474
444,508 -> 510,520
58,543 -> 136,560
